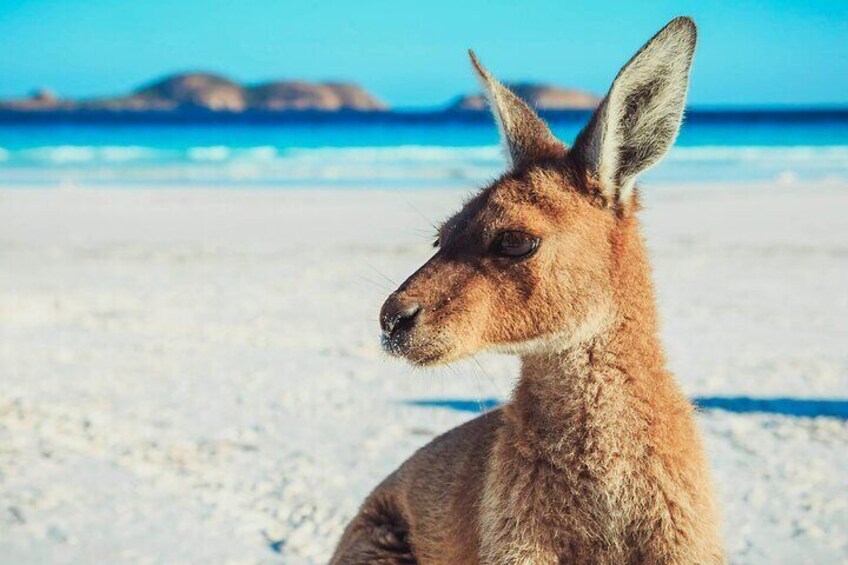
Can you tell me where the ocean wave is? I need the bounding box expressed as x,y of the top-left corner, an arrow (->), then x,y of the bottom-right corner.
99,146 -> 158,162
187,146 -> 232,161
3,143 -> 846,164
0,144 -> 845,186
279,144 -> 848,165
284,145 -> 501,163
668,145 -> 848,162
241,146 -> 278,160
24,145 -> 98,163
14,145 -> 160,164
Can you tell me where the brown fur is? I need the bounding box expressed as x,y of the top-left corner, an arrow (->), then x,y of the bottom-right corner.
331,17 -> 723,564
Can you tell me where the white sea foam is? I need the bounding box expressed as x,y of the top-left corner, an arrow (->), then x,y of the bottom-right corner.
668,145 -> 848,162
24,145 -> 98,163
0,144 -> 845,186
285,145 -> 501,163
99,146 -> 157,162
187,146 -> 232,161
240,146 -> 278,160
16,145 -> 161,164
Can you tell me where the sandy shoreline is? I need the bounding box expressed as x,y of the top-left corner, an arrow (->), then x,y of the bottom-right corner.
1,183 -> 847,563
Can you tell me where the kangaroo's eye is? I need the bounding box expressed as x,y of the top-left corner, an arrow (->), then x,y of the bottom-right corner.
492,231 -> 540,258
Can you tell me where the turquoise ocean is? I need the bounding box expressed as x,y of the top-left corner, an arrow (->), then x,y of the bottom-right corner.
0,110 -> 845,188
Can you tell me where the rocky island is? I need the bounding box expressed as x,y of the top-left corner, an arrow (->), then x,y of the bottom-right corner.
0,72 -> 387,112
0,75 -> 600,118
449,82 -> 599,111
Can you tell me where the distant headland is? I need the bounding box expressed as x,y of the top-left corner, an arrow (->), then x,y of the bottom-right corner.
0,72 -> 599,114
448,83 -> 599,111
0,73 -> 388,112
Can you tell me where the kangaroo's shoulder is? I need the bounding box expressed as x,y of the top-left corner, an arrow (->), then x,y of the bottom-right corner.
400,407 -> 504,479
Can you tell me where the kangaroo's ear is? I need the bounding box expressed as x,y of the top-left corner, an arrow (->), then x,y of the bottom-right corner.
469,50 -> 564,169
573,17 -> 697,206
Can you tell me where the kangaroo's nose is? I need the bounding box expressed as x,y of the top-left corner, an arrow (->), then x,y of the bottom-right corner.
380,298 -> 421,337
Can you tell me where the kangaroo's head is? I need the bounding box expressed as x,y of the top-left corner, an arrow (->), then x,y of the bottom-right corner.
381,17 -> 697,366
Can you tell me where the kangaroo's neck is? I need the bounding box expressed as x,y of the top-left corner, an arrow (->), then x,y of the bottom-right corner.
507,216 -> 682,469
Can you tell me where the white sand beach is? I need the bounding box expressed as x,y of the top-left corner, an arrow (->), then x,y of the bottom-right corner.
1,183 -> 846,564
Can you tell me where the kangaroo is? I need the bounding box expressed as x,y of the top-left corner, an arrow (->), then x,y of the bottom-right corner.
331,17 -> 723,565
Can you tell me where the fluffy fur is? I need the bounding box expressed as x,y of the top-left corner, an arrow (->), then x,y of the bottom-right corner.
331,17 -> 723,564
574,17 -> 697,206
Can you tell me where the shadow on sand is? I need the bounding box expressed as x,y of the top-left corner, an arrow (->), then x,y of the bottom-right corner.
405,397 -> 848,419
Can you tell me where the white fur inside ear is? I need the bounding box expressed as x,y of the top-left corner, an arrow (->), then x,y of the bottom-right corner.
579,17 -> 696,204
467,50 -> 562,171
475,74 -> 516,169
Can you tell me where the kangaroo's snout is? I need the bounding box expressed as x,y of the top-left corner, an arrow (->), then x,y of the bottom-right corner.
380,297 -> 421,335
380,295 -> 421,346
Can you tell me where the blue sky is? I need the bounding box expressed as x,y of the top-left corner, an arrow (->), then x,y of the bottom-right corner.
1,0 -> 846,107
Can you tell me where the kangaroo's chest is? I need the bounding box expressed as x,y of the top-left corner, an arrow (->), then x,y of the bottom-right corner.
477,442 -> 645,564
